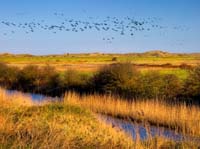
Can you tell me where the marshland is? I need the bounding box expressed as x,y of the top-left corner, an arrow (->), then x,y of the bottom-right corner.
0,55 -> 200,148
1,0 -> 200,148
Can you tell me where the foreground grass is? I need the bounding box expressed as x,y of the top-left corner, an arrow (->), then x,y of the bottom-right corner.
0,88 -> 199,148
65,92 -> 200,137
0,89 -> 134,149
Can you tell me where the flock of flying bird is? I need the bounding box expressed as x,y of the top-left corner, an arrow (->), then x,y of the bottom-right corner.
0,12 -> 185,43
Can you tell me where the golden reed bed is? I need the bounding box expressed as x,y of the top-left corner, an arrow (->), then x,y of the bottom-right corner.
65,92 -> 200,137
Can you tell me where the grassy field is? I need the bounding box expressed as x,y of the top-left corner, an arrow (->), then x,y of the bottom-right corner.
141,68 -> 189,80
1,51 -> 200,64
0,88 -> 199,148
0,51 -> 200,75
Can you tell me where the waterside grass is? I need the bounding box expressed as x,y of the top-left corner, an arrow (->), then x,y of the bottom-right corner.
0,88 -> 134,149
0,88 -> 199,148
65,92 -> 200,137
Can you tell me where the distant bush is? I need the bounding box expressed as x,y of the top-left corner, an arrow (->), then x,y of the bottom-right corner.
112,57 -> 118,61
55,59 -> 60,62
179,63 -> 192,69
161,63 -> 172,68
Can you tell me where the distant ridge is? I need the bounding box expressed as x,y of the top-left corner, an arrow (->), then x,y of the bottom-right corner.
143,50 -> 172,57
0,50 -> 199,57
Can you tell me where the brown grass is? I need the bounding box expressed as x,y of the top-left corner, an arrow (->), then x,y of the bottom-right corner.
0,88 -> 34,107
6,62 -> 196,73
0,88 -> 199,148
65,92 -> 200,137
0,88 -> 135,149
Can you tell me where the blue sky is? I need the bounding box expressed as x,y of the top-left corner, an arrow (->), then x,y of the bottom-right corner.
0,0 -> 199,54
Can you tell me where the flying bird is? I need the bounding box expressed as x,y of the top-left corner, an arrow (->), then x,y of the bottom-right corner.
1,12 -> 172,43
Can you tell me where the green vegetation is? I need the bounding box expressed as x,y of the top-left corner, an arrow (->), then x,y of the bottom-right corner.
141,68 -> 189,80
1,51 -> 200,64
0,62 -> 200,103
0,63 -> 91,96
91,63 -> 199,102
184,66 -> 200,100
1,51 -> 199,83
0,51 -> 200,74
91,63 -> 139,95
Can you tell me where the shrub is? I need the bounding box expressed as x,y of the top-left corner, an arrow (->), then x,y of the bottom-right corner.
0,62 -> 198,103
91,63 -> 139,96
60,69 -> 89,92
16,65 -> 40,91
38,65 -> 60,95
91,63 -> 182,100
160,74 -> 182,100
0,63 -> 9,86
112,57 -> 118,61
138,72 -> 164,99
16,65 -> 60,94
0,63 -> 19,88
179,63 -> 192,69
137,72 -> 181,100
184,65 -> 200,102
